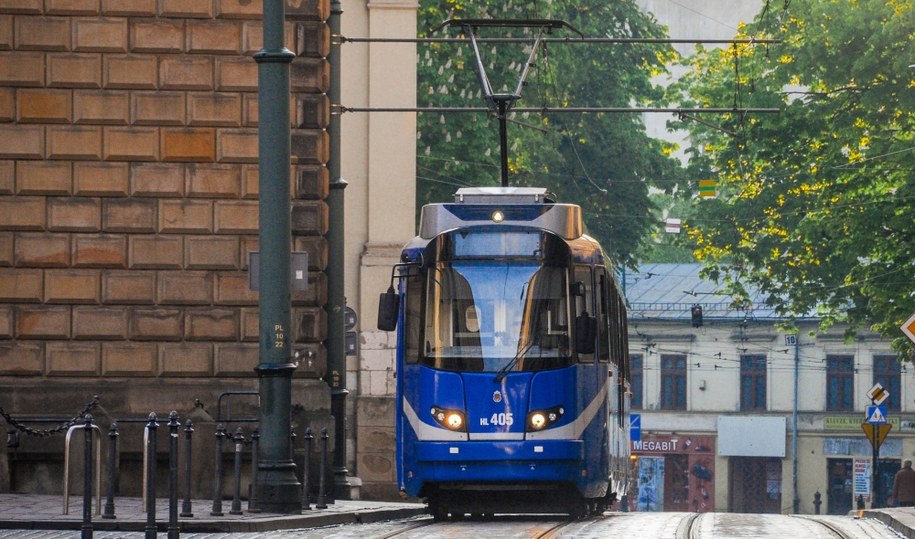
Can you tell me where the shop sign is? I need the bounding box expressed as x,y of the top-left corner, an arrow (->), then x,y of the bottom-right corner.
825,415 -> 900,431
632,434 -> 714,455
853,458 -> 871,498
633,438 -> 681,453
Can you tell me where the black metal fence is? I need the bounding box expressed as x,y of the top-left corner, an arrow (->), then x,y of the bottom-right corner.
1,395 -> 334,539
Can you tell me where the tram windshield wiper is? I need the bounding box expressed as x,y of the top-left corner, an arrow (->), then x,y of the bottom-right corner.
494,341 -> 533,383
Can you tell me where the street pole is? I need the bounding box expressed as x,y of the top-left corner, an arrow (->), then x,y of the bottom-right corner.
253,0 -> 301,513
325,0 -> 352,499
872,399 -> 880,508
792,334 -> 799,513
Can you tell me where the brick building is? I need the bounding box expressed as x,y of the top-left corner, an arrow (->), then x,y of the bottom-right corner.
0,0 -> 335,497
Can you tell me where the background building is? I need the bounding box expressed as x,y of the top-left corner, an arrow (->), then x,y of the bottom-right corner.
627,264 -> 913,514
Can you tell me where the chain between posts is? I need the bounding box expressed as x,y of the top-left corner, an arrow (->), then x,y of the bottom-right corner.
0,396 -> 100,437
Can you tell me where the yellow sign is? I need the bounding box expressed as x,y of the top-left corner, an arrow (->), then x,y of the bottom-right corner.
698,179 -> 717,198
902,312 -> 915,345
867,383 -> 889,405
861,422 -> 892,450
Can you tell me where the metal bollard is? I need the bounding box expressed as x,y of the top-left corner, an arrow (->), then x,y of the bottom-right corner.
230,427 -> 244,515
248,429 -> 260,513
81,414 -> 93,539
180,420 -> 194,517
145,413 -> 159,539
211,424 -> 225,516
102,422 -> 118,519
316,427 -> 328,509
813,491 -> 822,514
167,411 -> 180,539
301,427 -> 313,510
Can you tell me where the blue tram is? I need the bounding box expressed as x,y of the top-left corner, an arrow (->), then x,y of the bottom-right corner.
377,187 -> 632,518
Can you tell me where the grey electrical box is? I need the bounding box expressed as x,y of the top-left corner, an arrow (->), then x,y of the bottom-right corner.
248,251 -> 309,291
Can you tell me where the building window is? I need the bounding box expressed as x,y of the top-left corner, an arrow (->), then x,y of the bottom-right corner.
874,355 -> 901,412
660,354 -> 687,410
631,354 -> 643,409
740,355 -> 767,411
826,355 -> 855,411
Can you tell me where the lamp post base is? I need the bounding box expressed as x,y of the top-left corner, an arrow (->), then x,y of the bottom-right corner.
254,463 -> 302,514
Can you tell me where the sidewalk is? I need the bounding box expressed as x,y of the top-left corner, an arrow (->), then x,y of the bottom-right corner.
863,507 -> 915,539
0,493 -> 427,533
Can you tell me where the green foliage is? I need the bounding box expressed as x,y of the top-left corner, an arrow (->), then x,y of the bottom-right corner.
671,0 -> 915,356
416,0 -> 688,267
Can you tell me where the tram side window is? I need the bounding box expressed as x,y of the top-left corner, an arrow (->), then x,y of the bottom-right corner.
596,270 -> 610,362
404,275 -> 423,364
617,294 -> 631,379
606,281 -> 623,369
574,266 -> 594,363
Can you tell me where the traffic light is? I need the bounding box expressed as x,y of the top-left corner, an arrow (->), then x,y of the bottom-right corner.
691,305 -> 703,328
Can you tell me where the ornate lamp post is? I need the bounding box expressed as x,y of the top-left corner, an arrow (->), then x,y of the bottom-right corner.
253,0 -> 301,513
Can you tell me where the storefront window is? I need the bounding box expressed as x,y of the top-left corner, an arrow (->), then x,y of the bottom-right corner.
740,355 -> 767,411
660,354 -> 687,410
874,355 -> 901,412
631,354 -> 643,409
826,355 -> 854,411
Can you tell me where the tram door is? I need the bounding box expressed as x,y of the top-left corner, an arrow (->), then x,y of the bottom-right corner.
827,458 -> 853,515
729,457 -> 781,513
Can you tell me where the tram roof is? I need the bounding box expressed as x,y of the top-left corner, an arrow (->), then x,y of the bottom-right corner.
452,187 -> 555,204
419,187 -> 583,240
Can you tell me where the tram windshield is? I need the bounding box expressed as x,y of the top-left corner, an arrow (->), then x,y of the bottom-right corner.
419,230 -> 573,373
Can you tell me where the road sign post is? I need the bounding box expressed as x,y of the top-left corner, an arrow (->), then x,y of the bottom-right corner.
864,383 -> 892,508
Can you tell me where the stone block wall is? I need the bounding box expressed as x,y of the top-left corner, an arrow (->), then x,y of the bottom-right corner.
0,0 -> 332,496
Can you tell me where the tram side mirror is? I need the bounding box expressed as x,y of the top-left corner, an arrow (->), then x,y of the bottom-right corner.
377,287 -> 400,331
575,312 -> 596,354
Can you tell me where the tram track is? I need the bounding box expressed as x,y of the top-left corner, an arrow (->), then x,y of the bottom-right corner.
675,512 -> 703,539
370,516 -> 435,539
363,510 -> 903,539
812,517 -> 857,539
533,518 -> 587,539
368,514 -> 582,539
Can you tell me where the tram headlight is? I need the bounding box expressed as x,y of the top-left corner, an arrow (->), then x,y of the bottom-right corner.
529,412 -> 547,430
526,406 -> 564,431
430,406 -> 466,432
491,210 -> 505,223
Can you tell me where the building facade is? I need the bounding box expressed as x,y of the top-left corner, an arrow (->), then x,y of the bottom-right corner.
0,0 -> 336,496
627,263 -> 913,514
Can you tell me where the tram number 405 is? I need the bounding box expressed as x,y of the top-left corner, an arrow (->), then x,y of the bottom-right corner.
481,413 -> 514,426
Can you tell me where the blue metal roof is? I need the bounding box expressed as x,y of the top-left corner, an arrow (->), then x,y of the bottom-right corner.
623,263 -> 794,321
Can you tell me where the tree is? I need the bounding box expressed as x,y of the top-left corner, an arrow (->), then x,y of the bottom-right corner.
671,1 -> 915,355
415,0 -> 687,267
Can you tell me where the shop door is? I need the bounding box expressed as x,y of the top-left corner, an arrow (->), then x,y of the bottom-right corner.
877,459 -> 900,508
729,457 -> 782,513
827,458 -> 853,515
665,454 -> 690,511
636,457 -> 665,511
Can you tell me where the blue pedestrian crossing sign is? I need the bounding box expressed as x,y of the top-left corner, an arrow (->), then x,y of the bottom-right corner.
630,414 -> 641,442
866,405 -> 888,424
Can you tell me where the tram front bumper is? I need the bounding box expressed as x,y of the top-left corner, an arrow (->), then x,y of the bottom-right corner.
415,439 -> 583,462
